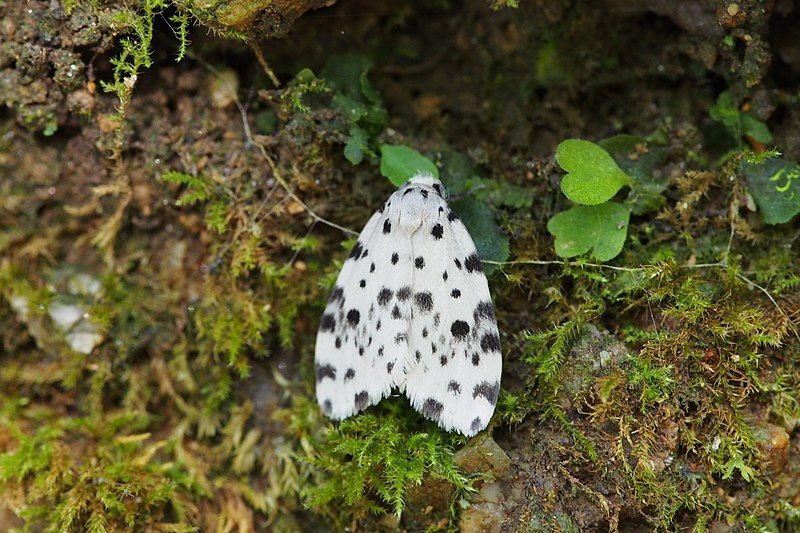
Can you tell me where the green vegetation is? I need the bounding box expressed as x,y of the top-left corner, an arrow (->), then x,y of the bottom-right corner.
301,401 -> 471,519
548,139 -> 633,260
379,144 -> 440,184
1,0 -> 798,531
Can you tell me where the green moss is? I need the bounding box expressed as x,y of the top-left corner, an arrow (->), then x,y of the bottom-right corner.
299,398 -> 472,520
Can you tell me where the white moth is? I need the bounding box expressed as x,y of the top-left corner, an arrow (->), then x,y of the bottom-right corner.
314,172 -> 501,436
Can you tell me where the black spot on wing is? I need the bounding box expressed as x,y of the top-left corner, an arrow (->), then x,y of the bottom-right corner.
465,253 -> 483,273
344,368 -> 355,382
348,241 -> 364,260
454,258 -> 462,270
433,183 -> 443,197
322,400 -> 332,415
474,301 -> 496,323
347,309 -> 360,326
451,320 -> 470,340
378,346 -> 384,356
370,262 -> 376,273
397,286 -> 411,301
448,381 -> 461,394
316,364 -> 336,382
414,256 -> 425,269
335,337 -> 341,349
320,313 -> 336,332
451,289 -> 461,299
414,291 -> 433,313
377,288 -> 393,306
421,189 -> 429,199
329,286 -> 344,304
422,327 -> 428,338
481,332 -> 501,353
359,279 -> 366,288
439,355 -> 447,365
387,361 -> 394,373
391,252 -> 399,265
354,391 -> 370,410
470,417 -> 483,433
391,305 -> 402,319
471,352 -> 480,366
431,223 -> 444,240
442,271 -> 448,281
421,398 -> 444,420
395,333 -> 407,345
447,211 -> 458,222
473,381 -> 500,405
383,219 -> 392,234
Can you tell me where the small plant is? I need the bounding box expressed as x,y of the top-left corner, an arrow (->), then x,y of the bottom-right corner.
709,91 -> 772,146
547,139 -> 632,261
302,401 -> 471,518
161,171 -> 230,234
320,54 -> 388,165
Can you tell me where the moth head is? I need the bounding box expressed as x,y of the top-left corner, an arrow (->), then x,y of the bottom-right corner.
404,172 -> 447,199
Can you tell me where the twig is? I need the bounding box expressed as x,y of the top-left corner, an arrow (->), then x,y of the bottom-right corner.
483,259 -> 644,272
249,41 -> 281,88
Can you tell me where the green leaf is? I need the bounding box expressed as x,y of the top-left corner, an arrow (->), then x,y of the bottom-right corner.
709,91 -> 773,144
709,91 -> 740,133
556,139 -> 631,205
343,127 -> 370,165
741,113 -> 773,143
742,158 -> 800,224
379,145 -> 439,186
546,202 -> 631,261
450,196 -> 509,276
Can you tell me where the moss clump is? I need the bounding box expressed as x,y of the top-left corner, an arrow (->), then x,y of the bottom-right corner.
299,398 -> 472,521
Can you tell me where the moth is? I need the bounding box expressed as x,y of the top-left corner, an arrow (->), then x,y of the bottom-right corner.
314,172 -> 501,436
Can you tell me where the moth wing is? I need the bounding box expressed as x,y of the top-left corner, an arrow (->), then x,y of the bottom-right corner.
314,201 -> 414,420
403,207 -> 502,436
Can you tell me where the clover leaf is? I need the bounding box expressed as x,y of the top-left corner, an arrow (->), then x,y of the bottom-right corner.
546,202 -> 631,261
556,139 -> 631,205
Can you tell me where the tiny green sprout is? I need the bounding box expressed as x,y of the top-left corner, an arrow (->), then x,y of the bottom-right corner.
556,139 -> 632,205
709,91 -> 773,145
343,127 -> 371,165
379,144 -> 439,186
